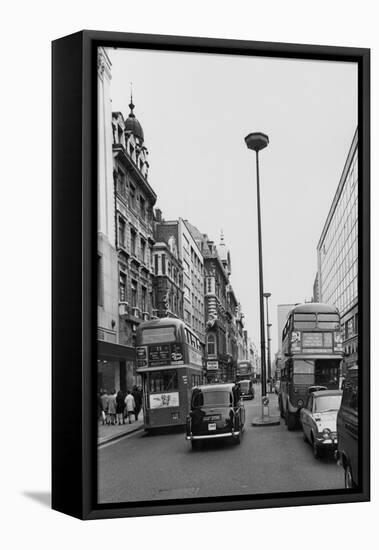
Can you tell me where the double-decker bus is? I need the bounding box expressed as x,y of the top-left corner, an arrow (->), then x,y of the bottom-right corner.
278,303 -> 343,430
136,318 -> 204,431
235,361 -> 255,398
236,360 -> 253,382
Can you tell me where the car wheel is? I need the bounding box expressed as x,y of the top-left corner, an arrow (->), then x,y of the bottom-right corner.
233,433 -> 241,445
344,463 -> 356,489
312,436 -> 321,459
191,440 -> 201,451
286,411 -> 297,431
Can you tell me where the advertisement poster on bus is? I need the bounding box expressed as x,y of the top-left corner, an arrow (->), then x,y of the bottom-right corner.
149,392 -> 180,409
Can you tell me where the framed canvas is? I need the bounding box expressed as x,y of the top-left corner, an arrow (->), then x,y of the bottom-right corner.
52,30 -> 370,520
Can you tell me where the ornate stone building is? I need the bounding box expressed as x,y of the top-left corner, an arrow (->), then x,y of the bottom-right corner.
152,221 -> 184,320
112,96 -> 157,389
186,225 -> 240,382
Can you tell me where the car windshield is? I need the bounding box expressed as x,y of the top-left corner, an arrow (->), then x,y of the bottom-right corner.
192,390 -> 233,408
314,394 -> 342,413
239,382 -> 250,391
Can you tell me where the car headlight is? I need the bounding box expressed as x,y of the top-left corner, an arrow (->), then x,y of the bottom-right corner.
322,428 -> 331,439
297,399 -> 304,407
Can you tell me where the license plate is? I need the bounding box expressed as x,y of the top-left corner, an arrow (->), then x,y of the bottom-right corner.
208,423 -> 216,431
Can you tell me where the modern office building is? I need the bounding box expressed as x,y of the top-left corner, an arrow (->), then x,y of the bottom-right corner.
316,129 -> 358,373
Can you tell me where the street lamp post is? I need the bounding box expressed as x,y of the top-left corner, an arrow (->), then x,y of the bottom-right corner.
245,132 -> 279,426
263,292 -> 272,385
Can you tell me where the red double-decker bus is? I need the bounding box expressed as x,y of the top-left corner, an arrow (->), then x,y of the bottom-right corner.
278,303 -> 344,430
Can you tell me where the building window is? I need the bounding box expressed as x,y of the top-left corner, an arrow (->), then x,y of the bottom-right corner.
129,143 -> 135,159
162,253 -> 166,275
131,280 -> 137,308
118,217 -> 126,248
140,238 -> 146,263
140,195 -> 146,220
155,254 -> 159,275
130,184 -> 136,209
98,255 -> 103,306
130,229 -> 137,256
119,272 -> 127,302
141,286 -> 147,312
207,334 -> 216,355
116,170 -> 127,199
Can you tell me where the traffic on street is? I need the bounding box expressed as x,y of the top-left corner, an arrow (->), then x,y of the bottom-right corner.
98,384 -> 344,504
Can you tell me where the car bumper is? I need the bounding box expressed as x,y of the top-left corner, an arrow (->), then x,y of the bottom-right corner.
186,431 -> 240,441
315,437 -> 338,447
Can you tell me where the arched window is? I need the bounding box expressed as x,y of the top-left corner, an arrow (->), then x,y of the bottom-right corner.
207,334 -> 216,355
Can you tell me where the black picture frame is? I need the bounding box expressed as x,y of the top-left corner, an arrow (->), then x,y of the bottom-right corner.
52,30 -> 370,520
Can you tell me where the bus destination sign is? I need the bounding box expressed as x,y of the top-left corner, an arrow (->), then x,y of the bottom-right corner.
149,344 -> 171,366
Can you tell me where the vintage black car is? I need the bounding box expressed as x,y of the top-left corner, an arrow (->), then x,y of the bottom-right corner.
186,383 -> 245,449
335,366 -> 358,488
238,379 -> 255,400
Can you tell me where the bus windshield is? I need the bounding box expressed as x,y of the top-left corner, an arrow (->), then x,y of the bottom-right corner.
141,326 -> 177,344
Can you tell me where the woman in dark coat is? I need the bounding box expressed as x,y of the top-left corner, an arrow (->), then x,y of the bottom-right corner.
116,390 -> 125,425
132,386 -> 142,421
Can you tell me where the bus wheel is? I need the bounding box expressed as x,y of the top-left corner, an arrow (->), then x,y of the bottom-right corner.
344,463 -> 356,489
286,411 -> 297,431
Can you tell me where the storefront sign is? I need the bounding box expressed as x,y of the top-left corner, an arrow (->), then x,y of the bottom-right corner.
149,392 -> 179,408
207,361 -> 219,371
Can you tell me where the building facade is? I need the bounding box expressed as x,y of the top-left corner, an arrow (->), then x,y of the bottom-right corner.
316,129 -> 358,373
153,215 -> 205,342
186,226 -> 240,382
152,223 -> 184,319
97,48 -> 138,393
111,97 -> 157,390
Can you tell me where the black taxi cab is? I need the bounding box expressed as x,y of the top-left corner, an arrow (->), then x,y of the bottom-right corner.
186,383 -> 245,449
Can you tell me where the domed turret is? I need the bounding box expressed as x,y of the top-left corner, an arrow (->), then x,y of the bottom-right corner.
124,94 -> 144,143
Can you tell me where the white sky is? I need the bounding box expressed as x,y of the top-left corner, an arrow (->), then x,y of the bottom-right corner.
105,47 -> 357,355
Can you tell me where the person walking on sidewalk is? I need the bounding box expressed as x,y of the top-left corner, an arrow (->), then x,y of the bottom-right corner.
107,389 -> 117,425
100,389 -> 109,425
132,385 -> 142,421
116,390 -> 125,425
124,391 -> 136,424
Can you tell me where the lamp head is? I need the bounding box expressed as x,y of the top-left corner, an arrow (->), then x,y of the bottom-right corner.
245,132 -> 269,152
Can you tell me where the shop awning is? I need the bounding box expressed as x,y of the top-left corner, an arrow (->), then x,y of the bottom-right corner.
97,340 -> 135,362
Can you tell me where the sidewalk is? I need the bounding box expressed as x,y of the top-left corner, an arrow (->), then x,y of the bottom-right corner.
98,412 -> 144,446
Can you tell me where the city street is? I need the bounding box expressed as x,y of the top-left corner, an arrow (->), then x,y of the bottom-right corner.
98,387 -> 344,503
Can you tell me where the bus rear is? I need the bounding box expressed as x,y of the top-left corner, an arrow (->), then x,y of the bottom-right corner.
136,319 -> 203,430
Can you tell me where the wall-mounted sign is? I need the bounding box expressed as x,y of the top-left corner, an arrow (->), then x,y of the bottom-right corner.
207,361 -> 219,371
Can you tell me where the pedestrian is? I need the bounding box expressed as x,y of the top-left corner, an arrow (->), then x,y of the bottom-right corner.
116,390 -> 125,425
124,391 -> 136,424
132,385 -> 142,421
100,389 -> 109,425
107,389 -> 117,425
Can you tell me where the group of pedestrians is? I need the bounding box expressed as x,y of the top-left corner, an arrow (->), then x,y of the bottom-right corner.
98,386 -> 143,426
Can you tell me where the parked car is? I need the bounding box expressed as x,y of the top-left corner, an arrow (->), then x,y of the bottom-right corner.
300,389 -> 342,459
335,366 -> 358,488
186,383 -> 245,449
239,379 -> 255,400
